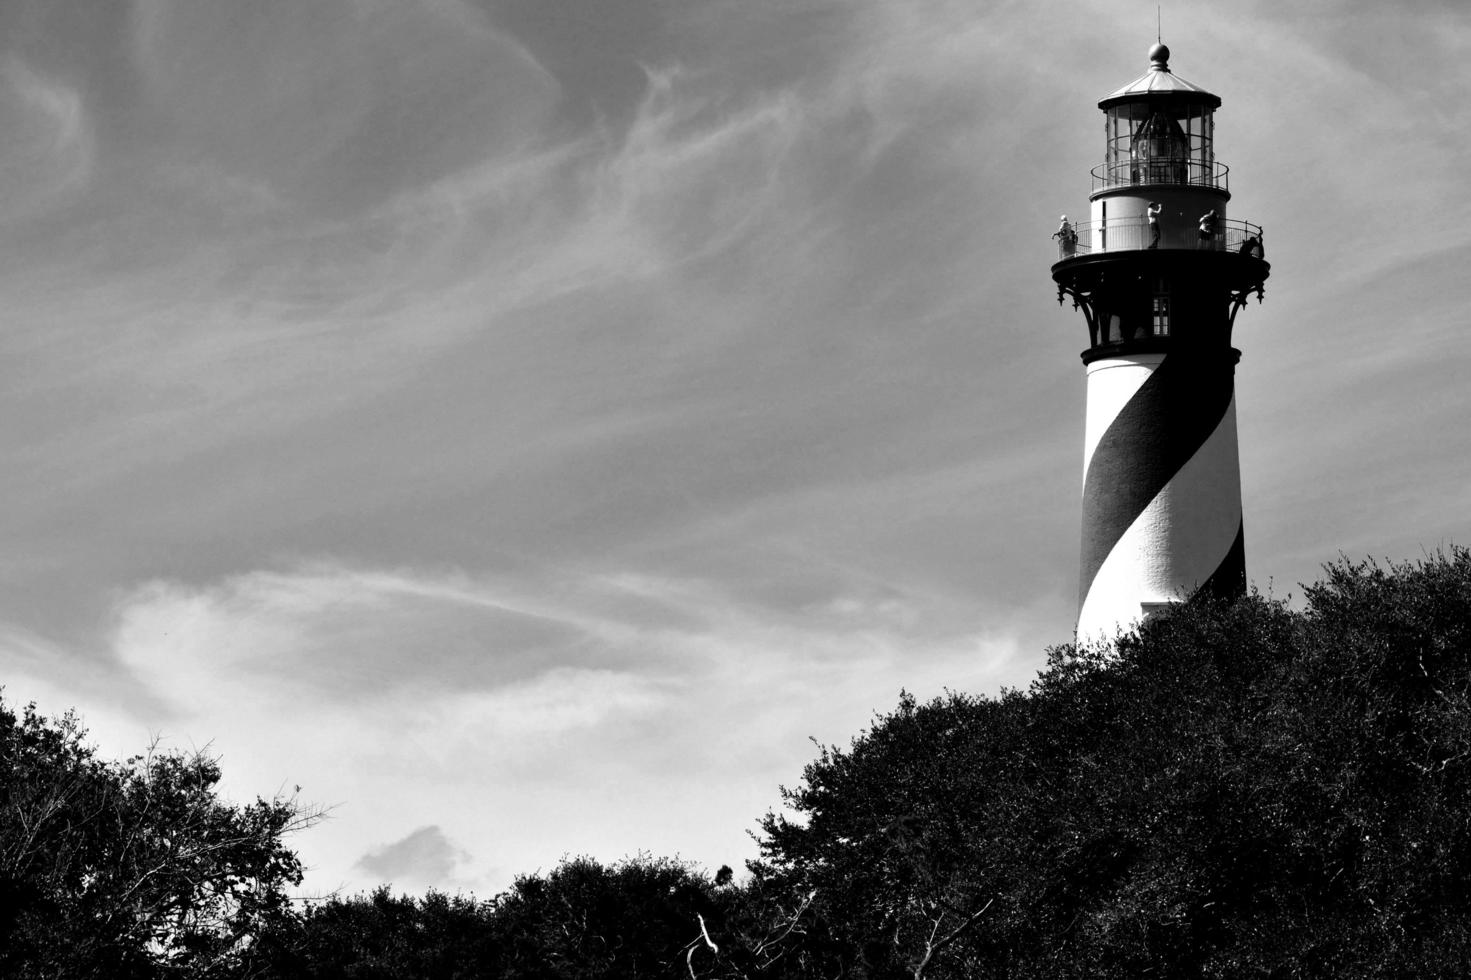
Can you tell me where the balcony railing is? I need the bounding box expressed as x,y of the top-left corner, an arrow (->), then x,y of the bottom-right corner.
1090,160 -> 1230,194
1055,216 -> 1264,261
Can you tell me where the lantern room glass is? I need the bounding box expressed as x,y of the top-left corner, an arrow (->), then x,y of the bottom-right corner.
1103,100 -> 1215,186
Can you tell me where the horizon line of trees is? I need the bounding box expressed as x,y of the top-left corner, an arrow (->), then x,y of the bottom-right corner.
4,548 -> 1470,978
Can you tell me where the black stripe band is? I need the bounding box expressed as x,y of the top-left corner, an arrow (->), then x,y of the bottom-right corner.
1196,517 -> 1246,600
1079,353 -> 1236,607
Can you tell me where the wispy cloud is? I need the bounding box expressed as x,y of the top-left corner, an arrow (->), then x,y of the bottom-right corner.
0,57 -> 93,218
1,556 -> 1031,891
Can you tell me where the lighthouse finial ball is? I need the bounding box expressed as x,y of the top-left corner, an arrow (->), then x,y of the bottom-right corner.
1149,42 -> 1170,68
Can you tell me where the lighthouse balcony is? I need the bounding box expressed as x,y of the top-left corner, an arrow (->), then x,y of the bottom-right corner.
1056,216 -> 1264,260
1091,160 -> 1230,194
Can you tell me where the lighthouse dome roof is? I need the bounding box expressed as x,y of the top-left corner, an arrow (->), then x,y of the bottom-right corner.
1099,44 -> 1221,110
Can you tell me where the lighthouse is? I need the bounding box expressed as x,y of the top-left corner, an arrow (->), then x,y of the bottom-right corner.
1052,43 -> 1269,642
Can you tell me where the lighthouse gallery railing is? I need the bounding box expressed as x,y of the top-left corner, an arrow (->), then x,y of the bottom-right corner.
1091,160 -> 1231,194
1057,217 -> 1264,260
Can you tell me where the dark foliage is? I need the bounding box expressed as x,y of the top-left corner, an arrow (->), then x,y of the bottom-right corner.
750,549 -> 1471,978
251,855 -> 729,979
0,698 -> 318,979
249,887 -> 501,979
492,855 -> 724,978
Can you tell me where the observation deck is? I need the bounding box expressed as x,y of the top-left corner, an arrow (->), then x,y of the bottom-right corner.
1055,216 -> 1263,260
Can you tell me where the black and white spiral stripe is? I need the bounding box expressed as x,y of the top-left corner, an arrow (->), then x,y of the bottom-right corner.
1077,351 -> 1246,640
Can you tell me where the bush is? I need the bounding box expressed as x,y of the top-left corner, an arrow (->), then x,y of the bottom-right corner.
750,550 -> 1471,978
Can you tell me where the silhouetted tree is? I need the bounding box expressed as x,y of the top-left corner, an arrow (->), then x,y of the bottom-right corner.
491,855 -> 723,979
249,887 -> 501,979
747,550 -> 1471,978
0,697 -> 320,979
252,855 -> 728,979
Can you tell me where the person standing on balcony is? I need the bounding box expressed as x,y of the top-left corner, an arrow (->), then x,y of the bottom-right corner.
1146,202 -> 1162,248
1198,209 -> 1218,248
1053,215 -> 1076,254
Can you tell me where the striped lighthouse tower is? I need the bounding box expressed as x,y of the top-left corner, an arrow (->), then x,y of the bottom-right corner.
1053,43 -> 1269,642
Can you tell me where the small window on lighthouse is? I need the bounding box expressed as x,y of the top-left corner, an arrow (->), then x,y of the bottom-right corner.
1151,280 -> 1171,336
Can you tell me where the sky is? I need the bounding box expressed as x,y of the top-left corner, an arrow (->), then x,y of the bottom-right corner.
1,0 -> 1468,897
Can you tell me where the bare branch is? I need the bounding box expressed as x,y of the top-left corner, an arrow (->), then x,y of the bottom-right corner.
910,897 -> 994,980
